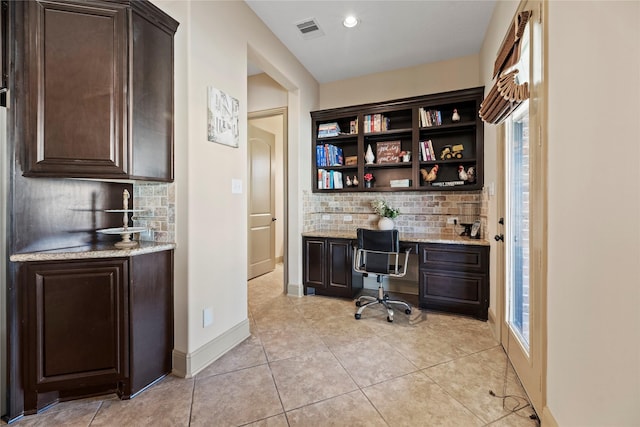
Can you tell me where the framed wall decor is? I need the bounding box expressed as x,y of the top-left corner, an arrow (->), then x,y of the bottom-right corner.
207,86 -> 239,148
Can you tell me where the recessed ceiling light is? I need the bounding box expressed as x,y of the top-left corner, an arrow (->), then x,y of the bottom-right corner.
343,15 -> 358,28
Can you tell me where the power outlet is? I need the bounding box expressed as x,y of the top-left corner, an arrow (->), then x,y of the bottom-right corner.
203,307 -> 213,327
447,217 -> 458,225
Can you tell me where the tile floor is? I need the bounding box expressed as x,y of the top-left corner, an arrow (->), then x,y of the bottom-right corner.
8,264 -> 539,426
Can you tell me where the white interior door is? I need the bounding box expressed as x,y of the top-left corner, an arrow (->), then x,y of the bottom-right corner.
248,124 -> 276,279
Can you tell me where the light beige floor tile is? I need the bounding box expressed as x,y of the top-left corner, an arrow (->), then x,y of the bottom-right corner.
308,313 -> 380,348
91,375 -> 193,427
423,353 -> 530,424
390,328 -> 469,369
363,371 -> 484,426
295,297 -> 357,322
11,403 -> 100,427
260,326 -> 329,362
190,364 -> 282,426
197,334 -> 267,378
333,338 -> 417,387
244,413 -> 289,427
269,349 -> 358,411
287,390 -> 388,427
488,406 -> 539,426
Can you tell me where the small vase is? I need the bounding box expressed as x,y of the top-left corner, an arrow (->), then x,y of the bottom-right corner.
378,217 -> 394,230
365,181 -> 372,188
365,144 -> 375,164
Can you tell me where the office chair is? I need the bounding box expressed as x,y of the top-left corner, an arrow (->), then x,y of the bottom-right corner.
353,228 -> 412,322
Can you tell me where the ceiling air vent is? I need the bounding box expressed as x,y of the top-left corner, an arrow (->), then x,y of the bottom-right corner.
296,18 -> 324,40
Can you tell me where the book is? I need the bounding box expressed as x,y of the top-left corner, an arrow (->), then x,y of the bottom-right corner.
431,180 -> 465,187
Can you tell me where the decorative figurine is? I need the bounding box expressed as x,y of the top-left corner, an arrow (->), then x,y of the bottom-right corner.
345,176 -> 352,187
420,165 -> 439,183
466,166 -> 476,183
458,165 -> 468,181
365,144 -> 375,164
352,176 -> 359,186
452,108 -> 461,122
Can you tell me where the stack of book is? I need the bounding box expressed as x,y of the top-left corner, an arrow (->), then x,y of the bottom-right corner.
316,144 -> 344,167
363,114 -> 390,133
317,170 -> 343,189
418,108 -> 442,127
318,122 -> 340,138
419,139 -> 436,161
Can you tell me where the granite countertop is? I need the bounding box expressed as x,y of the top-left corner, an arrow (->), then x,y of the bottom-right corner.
10,241 -> 176,262
301,231 -> 490,246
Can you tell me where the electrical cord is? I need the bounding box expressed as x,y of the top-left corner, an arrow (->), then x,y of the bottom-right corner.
488,329 -> 540,424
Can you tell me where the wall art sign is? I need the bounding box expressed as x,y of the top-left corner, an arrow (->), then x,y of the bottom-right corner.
207,86 -> 239,148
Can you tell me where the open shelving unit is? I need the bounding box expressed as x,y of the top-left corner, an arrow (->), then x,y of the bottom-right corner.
311,87 -> 484,192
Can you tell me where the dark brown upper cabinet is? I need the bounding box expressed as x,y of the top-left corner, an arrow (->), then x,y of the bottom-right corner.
18,0 -> 178,181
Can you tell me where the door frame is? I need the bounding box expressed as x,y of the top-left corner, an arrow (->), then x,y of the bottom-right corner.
248,107 -> 288,291
495,0 -> 548,415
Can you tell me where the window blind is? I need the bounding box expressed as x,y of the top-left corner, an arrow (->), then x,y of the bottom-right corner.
479,10 -> 531,125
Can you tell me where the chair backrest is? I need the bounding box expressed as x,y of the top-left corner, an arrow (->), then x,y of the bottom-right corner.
356,228 -> 400,275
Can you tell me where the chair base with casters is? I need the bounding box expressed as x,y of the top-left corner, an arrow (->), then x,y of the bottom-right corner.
352,228 -> 412,322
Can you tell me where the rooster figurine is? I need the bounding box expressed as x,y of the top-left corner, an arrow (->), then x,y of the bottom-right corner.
420,165 -> 439,183
466,166 -> 475,183
458,165 -> 468,181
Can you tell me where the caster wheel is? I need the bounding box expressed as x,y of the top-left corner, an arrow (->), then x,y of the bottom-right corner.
387,317 -> 393,322
355,313 -> 361,320
355,301 -> 362,307
405,309 -> 412,315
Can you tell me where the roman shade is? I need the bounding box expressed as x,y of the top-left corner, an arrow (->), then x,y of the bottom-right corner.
479,10 -> 531,124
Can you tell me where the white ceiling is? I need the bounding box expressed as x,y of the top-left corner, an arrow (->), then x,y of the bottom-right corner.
245,0 -> 497,84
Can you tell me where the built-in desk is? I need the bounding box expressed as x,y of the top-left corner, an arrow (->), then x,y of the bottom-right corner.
302,232 -> 490,320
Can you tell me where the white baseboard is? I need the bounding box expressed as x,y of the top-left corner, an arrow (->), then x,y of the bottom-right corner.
171,319 -> 250,378
287,282 -> 303,297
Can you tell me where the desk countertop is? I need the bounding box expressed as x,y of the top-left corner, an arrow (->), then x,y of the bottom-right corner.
301,231 -> 490,246
10,241 -> 176,262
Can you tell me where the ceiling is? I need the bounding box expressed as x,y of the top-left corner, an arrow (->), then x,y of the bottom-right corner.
245,1 -> 497,84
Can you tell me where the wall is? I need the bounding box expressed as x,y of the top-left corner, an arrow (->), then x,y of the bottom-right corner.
304,191 -> 485,240
319,54 -> 480,110
545,2 -> 640,425
151,0 -> 319,376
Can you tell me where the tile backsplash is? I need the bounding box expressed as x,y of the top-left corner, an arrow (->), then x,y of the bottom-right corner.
304,190 -> 488,239
132,182 -> 175,243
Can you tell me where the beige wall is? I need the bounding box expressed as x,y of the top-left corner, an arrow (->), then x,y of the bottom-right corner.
319,55 -> 481,110
546,1 -> 640,425
152,0 -> 318,375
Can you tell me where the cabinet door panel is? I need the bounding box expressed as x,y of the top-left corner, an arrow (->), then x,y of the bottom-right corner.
303,238 -> 326,290
420,243 -> 486,273
327,239 -> 353,297
25,0 -> 127,176
131,10 -> 174,180
25,259 -> 128,390
420,269 -> 487,320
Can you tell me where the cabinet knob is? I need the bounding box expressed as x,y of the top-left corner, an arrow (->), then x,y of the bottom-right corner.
494,234 -> 504,242
498,217 -> 504,225
272,217 -> 277,222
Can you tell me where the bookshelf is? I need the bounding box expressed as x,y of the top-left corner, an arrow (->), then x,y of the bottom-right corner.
311,87 -> 484,192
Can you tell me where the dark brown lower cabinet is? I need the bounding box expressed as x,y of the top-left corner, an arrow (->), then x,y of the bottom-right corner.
20,250 -> 173,414
419,243 -> 489,320
303,237 -> 362,298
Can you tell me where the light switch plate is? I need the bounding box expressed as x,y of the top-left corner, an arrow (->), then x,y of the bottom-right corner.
231,179 -> 242,194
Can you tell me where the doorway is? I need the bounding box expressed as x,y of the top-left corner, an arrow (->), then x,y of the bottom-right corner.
248,109 -> 287,281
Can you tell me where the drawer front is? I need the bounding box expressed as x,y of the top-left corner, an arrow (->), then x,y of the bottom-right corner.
420,243 -> 488,273
419,269 -> 488,320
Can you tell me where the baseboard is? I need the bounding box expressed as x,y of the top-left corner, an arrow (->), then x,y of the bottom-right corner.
487,308 -> 499,340
541,406 -> 558,427
171,319 -> 250,378
276,255 -> 284,263
287,282 -> 303,297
